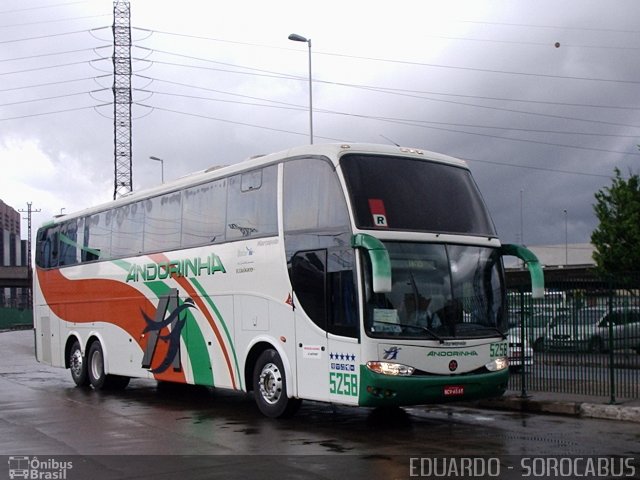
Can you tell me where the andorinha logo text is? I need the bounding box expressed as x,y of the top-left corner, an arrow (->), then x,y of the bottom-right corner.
427,350 -> 478,357
126,253 -> 226,283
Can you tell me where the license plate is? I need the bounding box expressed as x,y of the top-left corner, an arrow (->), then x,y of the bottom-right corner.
444,385 -> 464,396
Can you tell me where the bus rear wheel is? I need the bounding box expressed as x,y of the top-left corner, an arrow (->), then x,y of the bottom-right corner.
87,341 -> 130,390
253,349 -> 301,418
68,340 -> 90,387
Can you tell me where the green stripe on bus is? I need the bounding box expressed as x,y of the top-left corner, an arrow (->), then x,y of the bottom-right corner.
190,277 -> 243,390
143,281 -> 214,386
184,315 -> 214,386
113,260 -> 214,385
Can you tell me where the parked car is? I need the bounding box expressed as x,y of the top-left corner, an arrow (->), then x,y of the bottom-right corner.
545,307 -> 640,353
508,310 -> 555,352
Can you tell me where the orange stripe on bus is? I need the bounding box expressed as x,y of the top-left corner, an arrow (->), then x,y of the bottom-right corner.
148,253 -> 238,389
36,267 -> 186,383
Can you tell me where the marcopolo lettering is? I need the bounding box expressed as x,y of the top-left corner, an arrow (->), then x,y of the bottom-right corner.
126,253 -> 226,283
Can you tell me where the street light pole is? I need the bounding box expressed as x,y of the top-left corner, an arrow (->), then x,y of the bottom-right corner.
288,33 -> 313,144
564,209 -> 568,265
149,156 -> 165,184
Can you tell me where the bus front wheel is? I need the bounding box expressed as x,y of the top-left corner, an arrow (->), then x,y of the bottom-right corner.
87,341 -> 130,390
68,340 -> 90,387
253,349 -> 301,418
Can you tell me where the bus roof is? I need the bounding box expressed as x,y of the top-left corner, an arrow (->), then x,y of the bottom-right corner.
43,143 -> 469,226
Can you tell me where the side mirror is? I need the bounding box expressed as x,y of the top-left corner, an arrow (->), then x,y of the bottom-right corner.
352,233 -> 392,293
500,244 -> 544,299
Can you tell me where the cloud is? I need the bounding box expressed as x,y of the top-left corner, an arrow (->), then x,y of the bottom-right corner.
2,0 -> 640,250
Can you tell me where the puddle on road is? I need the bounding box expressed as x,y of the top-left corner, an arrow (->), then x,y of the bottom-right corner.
301,439 -> 353,454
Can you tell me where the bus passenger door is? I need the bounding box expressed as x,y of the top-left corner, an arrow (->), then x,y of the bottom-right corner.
290,250 -> 329,401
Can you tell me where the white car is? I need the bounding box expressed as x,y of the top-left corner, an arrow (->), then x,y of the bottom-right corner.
546,307 -> 640,353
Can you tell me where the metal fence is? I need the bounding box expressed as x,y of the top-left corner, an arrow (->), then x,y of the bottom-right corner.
506,272 -> 640,402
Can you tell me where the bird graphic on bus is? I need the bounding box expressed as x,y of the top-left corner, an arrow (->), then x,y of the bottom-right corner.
141,290 -> 196,374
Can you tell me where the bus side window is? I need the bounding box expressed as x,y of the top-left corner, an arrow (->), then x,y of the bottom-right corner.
182,178 -> 227,246
291,249 -> 328,331
144,193 -> 181,253
327,248 -> 358,338
284,158 -> 357,338
59,220 -> 78,266
226,165 -> 277,241
36,229 -> 48,268
83,212 -> 111,262
39,226 -> 60,269
291,248 -> 358,338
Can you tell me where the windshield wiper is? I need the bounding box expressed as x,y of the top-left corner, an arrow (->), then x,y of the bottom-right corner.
373,320 -> 445,343
484,326 -> 507,340
419,325 -> 445,343
457,322 -> 507,340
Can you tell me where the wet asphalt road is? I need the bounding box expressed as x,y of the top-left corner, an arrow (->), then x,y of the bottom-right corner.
1,330 -> 638,480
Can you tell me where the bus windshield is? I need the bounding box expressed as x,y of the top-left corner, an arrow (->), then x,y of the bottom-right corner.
341,154 -> 496,236
363,242 -> 507,340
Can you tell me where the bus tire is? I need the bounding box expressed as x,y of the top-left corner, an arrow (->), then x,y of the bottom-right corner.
253,349 -> 301,418
68,339 -> 90,387
87,341 -> 130,391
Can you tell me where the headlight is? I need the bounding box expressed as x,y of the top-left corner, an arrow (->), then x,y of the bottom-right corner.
485,357 -> 508,372
366,361 -> 415,376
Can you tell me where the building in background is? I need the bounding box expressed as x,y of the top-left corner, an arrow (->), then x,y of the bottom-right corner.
504,243 -> 595,270
0,199 -> 28,309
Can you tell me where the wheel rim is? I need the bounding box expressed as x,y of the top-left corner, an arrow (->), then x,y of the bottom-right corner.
258,362 -> 282,405
90,348 -> 103,381
70,349 -> 84,378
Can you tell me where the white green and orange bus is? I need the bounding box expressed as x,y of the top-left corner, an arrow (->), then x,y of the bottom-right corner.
33,143 -> 543,417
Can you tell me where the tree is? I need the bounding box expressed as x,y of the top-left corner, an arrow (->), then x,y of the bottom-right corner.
591,168 -> 640,278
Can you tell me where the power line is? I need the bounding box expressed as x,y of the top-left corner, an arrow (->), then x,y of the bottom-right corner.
0,75 -> 110,92
140,57 -> 640,130
0,26 -> 107,44
133,102 -> 623,179
455,19 -> 640,34
135,88 -> 305,112
340,82 -> 640,130
135,74 -> 298,107
132,56 -> 298,81
130,46 -> 640,129
0,13 -> 110,29
0,89 -> 109,107
0,103 -> 111,121
461,155 -> 613,178
0,58 -> 108,76
135,102 -> 344,142
135,88 -> 640,158
138,44 -> 640,111
318,51 -> 640,86
412,33 -> 640,51
133,26 -> 288,50
135,28 -> 640,85
0,1 -> 94,14
0,46 -> 108,63
137,86 -> 640,139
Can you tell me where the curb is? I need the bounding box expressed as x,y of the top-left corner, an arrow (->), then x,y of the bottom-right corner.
580,403 -> 640,422
469,395 -> 640,423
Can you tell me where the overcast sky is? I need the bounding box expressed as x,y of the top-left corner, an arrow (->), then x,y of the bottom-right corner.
2,0 -> 640,253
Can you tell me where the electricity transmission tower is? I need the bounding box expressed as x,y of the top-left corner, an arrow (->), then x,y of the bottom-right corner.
112,0 -> 132,199
18,202 -> 40,306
